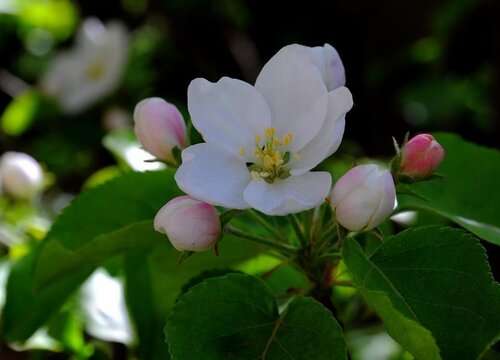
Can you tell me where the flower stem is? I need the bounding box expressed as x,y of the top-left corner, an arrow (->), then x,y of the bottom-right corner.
247,209 -> 285,241
288,214 -> 308,248
224,226 -> 297,254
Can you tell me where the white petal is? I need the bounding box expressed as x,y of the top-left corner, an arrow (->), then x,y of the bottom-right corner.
310,44 -> 346,91
290,87 -> 353,175
255,44 -> 328,151
243,172 -> 331,216
188,77 -> 272,159
175,143 -> 251,209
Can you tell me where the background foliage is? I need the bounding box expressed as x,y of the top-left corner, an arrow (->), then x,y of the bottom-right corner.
0,0 -> 499,359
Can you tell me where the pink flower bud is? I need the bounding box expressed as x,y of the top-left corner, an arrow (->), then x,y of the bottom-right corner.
133,98 -> 187,164
330,164 -> 396,231
400,134 -> 445,180
154,195 -> 221,252
0,152 -> 43,200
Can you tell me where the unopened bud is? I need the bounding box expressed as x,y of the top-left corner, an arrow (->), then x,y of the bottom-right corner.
133,98 -> 187,164
310,43 -> 346,91
154,195 -> 221,252
400,134 -> 445,180
330,164 -> 396,231
0,152 -> 43,200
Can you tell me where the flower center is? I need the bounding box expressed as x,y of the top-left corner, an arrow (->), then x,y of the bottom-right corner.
86,61 -> 106,80
246,127 -> 298,183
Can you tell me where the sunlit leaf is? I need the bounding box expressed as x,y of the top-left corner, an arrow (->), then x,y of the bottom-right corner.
343,226 -> 500,359
34,170 -> 182,289
398,133 -> 500,245
1,90 -> 39,136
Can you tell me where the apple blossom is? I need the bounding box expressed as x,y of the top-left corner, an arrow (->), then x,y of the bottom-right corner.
40,18 -> 128,114
330,164 -> 396,231
0,152 -> 43,200
399,134 -> 445,180
154,195 -> 221,252
175,44 -> 353,216
133,98 -> 187,164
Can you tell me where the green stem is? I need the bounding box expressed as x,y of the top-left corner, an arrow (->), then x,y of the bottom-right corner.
247,209 -> 285,241
289,214 -> 308,248
219,209 -> 242,226
315,220 -> 338,250
224,226 -> 297,254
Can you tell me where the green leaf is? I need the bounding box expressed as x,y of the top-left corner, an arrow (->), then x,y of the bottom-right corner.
125,238 -> 262,360
398,133 -> 500,245
343,226 -> 500,359
125,250 -> 169,360
1,90 -> 40,136
34,170 -> 182,288
1,250 -> 90,342
166,273 -> 347,360
34,220 -> 165,288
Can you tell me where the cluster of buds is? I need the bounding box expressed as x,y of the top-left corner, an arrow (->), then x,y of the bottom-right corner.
0,152 -> 44,200
135,96 -> 444,251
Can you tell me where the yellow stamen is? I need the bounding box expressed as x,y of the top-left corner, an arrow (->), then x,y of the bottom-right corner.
250,128 -> 295,183
238,147 -> 246,156
265,127 -> 276,138
282,132 -> 293,145
293,152 -> 302,161
263,155 -> 274,169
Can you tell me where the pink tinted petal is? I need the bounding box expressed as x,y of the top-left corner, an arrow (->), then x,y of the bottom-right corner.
255,44 -> 328,151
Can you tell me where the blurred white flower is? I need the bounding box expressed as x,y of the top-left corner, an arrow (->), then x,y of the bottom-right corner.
176,44 -> 353,215
41,18 -> 128,114
80,269 -> 133,344
0,151 -> 43,200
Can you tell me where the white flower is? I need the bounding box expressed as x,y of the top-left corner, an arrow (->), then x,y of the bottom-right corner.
175,44 -> 353,216
40,18 -> 129,114
0,152 -> 43,200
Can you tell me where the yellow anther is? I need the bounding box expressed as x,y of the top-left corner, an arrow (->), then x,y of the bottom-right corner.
282,132 -> 293,145
250,128 -> 295,183
265,127 -> 276,138
239,147 -> 246,156
293,152 -> 302,161
263,155 -> 274,169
